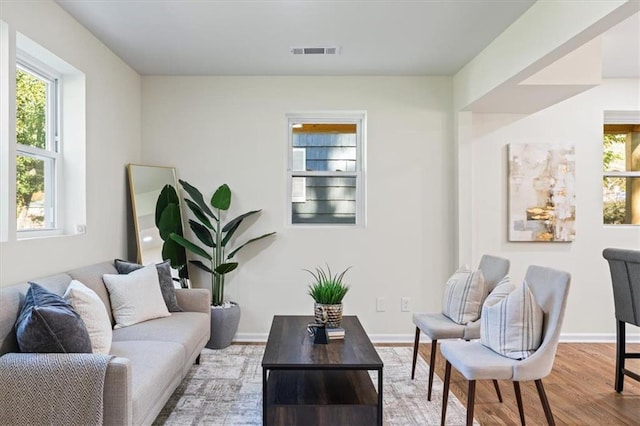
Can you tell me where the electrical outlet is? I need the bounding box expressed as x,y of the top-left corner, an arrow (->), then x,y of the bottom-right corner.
401,297 -> 410,312
376,297 -> 385,312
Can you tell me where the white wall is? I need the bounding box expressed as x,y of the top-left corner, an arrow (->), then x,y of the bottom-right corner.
142,76 -> 454,338
0,1 -> 141,286
469,79 -> 640,339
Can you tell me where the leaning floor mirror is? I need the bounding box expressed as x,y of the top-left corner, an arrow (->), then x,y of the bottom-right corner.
127,164 -> 189,287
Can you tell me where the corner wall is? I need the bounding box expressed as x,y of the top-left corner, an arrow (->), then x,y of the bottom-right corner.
0,1 -> 141,286
141,76 -> 454,337
469,79 -> 640,339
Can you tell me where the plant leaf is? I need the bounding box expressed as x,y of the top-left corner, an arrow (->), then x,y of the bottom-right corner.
221,210 -> 261,246
158,203 -> 182,240
185,199 -> 214,229
222,210 -> 261,232
226,232 -> 276,259
155,184 -> 179,227
211,184 -> 231,211
189,260 -> 213,274
179,179 -> 217,219
162,238 -> 187,270
169,232 -> 212,260
189,219 -> 214,247
215,262 -> 238,275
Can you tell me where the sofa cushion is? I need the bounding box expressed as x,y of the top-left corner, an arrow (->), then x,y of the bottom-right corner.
103,264 -> 171,329
109,340 -> 184,426
114,259 -> 183,312
63,280 -> 113,354
112,312 -> 209,366
442,266 -> 487,325
16,283 -> 92,353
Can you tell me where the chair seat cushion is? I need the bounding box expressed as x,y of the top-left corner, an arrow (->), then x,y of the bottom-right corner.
440,340 -> 517,380
412,313 -> 466,340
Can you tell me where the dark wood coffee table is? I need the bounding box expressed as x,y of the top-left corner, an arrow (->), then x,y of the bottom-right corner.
262,315 -> 383,425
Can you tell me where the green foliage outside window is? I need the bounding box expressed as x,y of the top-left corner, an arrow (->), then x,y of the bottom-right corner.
16,69 -> 46,226
603,133 -> 626,224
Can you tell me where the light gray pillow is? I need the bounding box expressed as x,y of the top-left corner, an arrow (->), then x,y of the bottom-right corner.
442,266 -> 487,325
103,264 -> 171,329
481,279 -> 543,360
114,259 -> 183,312
64,280 -> 113,354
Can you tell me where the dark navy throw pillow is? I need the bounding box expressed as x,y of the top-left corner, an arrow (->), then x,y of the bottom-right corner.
15,283 -> 92,353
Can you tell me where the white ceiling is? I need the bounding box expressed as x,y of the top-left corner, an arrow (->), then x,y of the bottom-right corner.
55,0 -> 638,78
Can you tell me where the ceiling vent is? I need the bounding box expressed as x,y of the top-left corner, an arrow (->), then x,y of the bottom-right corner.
290,46 -> 341,56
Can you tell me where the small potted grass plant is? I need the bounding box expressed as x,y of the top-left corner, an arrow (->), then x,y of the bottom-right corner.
306,265 -> 351,328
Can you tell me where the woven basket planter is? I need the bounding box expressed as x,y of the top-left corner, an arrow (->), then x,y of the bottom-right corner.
314,302 -> 343,328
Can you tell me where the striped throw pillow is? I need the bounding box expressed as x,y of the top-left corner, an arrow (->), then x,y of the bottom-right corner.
441,266 -> 487,325
481,279 -> 543,360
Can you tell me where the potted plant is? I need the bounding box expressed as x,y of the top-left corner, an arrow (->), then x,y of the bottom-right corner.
306,265 -> 351,328
170,180 -> 275,349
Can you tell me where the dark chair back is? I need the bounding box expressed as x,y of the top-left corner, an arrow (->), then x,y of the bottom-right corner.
603,248 -> 640,326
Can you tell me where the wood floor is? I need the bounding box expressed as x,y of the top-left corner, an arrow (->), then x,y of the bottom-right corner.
415,342 -> 640,425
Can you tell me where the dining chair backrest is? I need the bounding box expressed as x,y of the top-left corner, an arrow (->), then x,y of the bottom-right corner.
513,265 -> 571,381
478,254 -> 511,292
603,248 -> 640,327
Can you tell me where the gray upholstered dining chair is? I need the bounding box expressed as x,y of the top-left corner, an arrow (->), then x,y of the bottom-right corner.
603,248 -> 640,392
439,265 -> 571,426
411,254 -> 510,400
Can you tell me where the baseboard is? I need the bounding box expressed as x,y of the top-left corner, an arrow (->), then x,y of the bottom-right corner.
234,333 -> 268,343
234,332 -> 640,344
559,333 -> 640,343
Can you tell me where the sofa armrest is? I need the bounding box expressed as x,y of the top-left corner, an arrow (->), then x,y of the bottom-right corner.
175,288 -> 210,314
103,356 -> 132,426
0,353 -> 132,426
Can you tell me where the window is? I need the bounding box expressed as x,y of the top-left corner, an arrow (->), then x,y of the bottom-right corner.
603,123 -> 640,225
15,60 -> 60,232
287,113 -> 365,225
0,29 -> 86,242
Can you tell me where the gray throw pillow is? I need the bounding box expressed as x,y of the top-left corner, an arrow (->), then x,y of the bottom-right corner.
15,283 -> 92,353
113,259 -> 183,312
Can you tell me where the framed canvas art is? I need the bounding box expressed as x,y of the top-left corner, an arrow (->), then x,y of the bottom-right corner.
508,143 -> 575,242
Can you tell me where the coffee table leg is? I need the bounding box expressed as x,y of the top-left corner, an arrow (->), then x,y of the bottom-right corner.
377,368 -> 383,425
263,367 -> 267,425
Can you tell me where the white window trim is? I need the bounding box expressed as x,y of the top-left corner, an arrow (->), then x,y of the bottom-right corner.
286,111 -> 366,227
15,52 -> 63,237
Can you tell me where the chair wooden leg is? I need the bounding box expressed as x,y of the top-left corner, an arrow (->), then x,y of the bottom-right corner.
513,381 -> 525,425
440,361 -> 451,426
466,380 -> 476,426
535,379 -> 555,426
428,339 -> 438,401
493,379 -> 503,402
411,327 -> 420,380
615,320 -> 625,392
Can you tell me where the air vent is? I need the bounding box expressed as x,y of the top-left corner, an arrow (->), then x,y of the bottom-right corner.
290,46 -> 341,56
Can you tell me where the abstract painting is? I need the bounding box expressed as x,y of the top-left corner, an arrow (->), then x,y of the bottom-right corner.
508,143 -> 575,242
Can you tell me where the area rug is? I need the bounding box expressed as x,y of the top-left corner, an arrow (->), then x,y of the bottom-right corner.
153,345 -> 475,425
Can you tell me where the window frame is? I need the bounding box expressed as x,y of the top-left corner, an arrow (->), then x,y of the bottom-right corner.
286,112 -> 366,227
15,52 -> 62,236
603,111 -> 640,226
